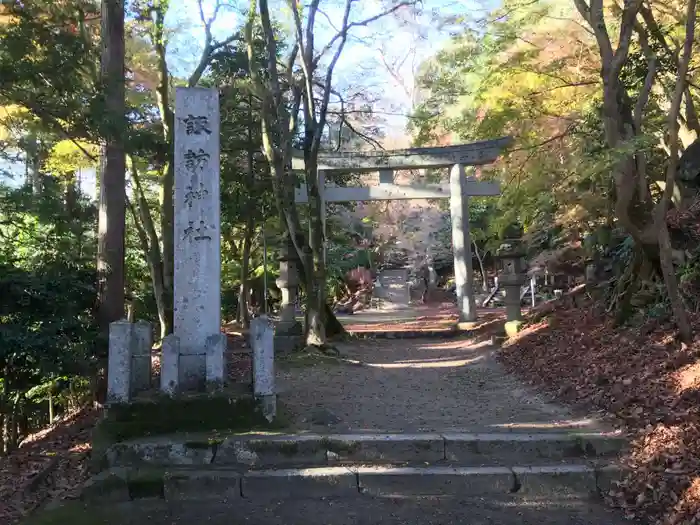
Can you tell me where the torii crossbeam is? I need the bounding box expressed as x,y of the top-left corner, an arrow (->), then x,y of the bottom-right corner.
293,137 -> 513,323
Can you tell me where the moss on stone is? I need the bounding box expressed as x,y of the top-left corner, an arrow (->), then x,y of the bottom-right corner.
276,441 -> 301,456
22,502 -> 113,525
92,394 -> 289,470
322,438 -> 360,454
183,438 -> 223,450
247,439 -> 302,456
127,470 -> 165,500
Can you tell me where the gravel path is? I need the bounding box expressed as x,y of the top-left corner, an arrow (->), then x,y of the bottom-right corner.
278,337 -> 600,433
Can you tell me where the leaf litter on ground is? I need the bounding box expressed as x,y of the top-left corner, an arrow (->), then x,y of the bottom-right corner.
0,409 -> 99,525
498,291 -> 700,524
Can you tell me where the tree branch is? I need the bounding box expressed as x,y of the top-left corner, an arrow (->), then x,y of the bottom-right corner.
508,124 -> 577,153
655,0 -> 696,225
13,100 -> 98,162
330,89 -> 384,150
528,80 -> 598,97
313,1 -> 415,68
188,0 -> 239,87
610,0 -> 643,78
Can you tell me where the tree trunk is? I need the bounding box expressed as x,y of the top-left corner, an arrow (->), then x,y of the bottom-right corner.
48,388 -> 54,425
97,0 -> 126,340
659,225 -> 691,342
473,241 -> 488,292
130,163 -> 170,338
238,97 -> 256,329
303,156 -> 327,347
130,203 -> 170,338
238,216 -> 255,328
24,134 -> 43,196
65,173 -> 77,218
0,412 -> 4,456
18,401 -> 29,440
653,0 -> 695,344
324,303 -> 345,337
6,401 -> 18,453
153,3 -> 174,335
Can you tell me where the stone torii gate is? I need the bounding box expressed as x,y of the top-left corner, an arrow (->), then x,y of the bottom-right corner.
292,137 -> 512,323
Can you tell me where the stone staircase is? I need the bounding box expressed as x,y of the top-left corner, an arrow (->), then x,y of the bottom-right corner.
85,430 -> 626,503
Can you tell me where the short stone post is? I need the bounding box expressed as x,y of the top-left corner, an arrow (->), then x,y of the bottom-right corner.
107,320 -> 153,403
107,321 -> 133,404
251,316 -> 276,422
585,258 -> 597,283
496,235 -> 527,337
274,233 -> 303,354
205,333 -> 226,391
131,320 -> 153,394
161,334 -> 180,395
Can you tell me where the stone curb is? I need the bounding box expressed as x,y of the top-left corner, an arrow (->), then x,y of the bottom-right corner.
104,431 -> 627,470
80,463 -> 619,503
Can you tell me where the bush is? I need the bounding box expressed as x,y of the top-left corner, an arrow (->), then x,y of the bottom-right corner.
0,260 -> 100,453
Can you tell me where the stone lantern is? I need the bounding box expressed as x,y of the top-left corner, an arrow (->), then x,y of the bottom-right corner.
496,235 -> 528,336
274,233 -> 303,354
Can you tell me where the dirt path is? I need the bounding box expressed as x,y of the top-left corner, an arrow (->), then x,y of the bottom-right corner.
278,337 -> 601,433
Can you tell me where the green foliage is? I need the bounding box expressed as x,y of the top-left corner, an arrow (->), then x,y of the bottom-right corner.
0,260 -> 100,376
411,0 -> 618,262
0,1 -> 102,142
325,241 -> 372,300
93,394 -> 288,446
0,179 -> 100,452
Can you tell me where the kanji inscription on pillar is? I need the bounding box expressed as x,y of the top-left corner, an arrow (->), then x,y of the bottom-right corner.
173,87 -> 221,388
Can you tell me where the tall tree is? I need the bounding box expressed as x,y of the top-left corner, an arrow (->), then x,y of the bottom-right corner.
246,0 -> 414,347
572,0 -> 696,340
97,0 -> 126,330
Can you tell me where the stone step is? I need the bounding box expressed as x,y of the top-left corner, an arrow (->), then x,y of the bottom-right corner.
54,490 -> 630,525
104,431 -> 627,470
82,463 -> 621,503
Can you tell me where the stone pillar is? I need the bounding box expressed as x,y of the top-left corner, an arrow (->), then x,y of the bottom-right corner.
585,258 -> 597,283
205,333 -> 226,391
130,321 -> 153,394
496,238 -> 527,337
449,164 -> 477,322
274,233 -> 303,354
173,87 -> 222,390
251,316 -> 276,422
161,334 -> 180,395
107,321 -> 133,404
107,320 -> 153,403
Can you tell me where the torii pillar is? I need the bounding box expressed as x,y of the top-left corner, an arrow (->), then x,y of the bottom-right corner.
450,164 -> 477,323
292,138 -> 513,326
